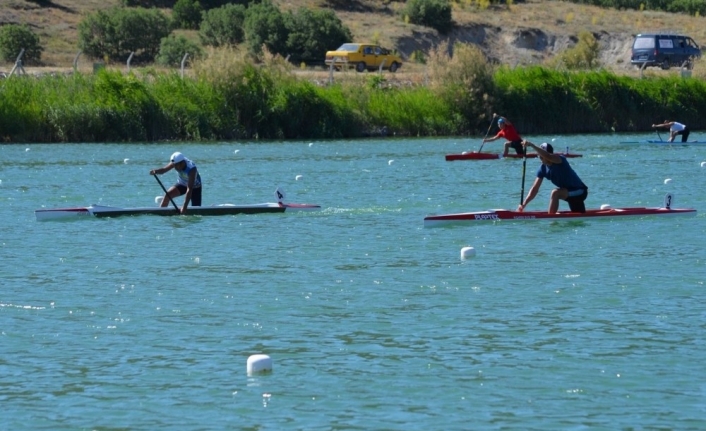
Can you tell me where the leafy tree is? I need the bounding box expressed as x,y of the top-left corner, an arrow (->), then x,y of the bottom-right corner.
199,3 -> 247,47
77,7 -> 171,62
283,8 -> 352,63
243,1 -> 288,55
0,24 -> 43,64
156,34 -> 204,66
201,0 -> 261,10
121,0 -> 173,6
173,0 -> 203,30
404,0 -> 453,34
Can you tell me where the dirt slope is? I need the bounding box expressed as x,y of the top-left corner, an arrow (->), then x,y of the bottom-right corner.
0,0 -> 703,76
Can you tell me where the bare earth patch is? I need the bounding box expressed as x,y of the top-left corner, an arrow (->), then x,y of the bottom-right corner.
1,0 -> 704,79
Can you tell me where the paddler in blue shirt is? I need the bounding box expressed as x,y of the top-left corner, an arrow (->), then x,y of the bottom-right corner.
518,141 -> 588,214
149,152 -> 202,215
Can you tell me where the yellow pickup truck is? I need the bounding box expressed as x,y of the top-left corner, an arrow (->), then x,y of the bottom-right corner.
325,43 -> 403,73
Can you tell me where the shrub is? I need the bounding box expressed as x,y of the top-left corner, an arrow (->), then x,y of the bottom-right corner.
427,42 -> 496,133
77,7 -> 171,62
121,0 -> 173,6
156,34 -> 204,67
199,4 -> 247,47
173,0 -> 203,30
283,8 -> 352,63
404,0 -> 453,34
550,31 -> 601,70
243,0 -> 288,56
0,24 -> 43,64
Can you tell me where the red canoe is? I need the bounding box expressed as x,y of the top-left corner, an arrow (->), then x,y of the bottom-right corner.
424,206 -> 696,227
445,151 -> 582,161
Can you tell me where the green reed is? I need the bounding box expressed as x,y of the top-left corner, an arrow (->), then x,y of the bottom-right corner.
2,63 -> 706,143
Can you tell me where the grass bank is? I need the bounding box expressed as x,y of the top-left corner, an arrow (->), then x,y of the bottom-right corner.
1,47 -> 704,143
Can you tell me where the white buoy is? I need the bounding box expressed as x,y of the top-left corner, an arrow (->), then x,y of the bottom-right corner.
460,246 -> 476,259
155,196 -> 163,204
234,149 -> 239,154
25,148 -> 30,152
123,158 -> 130,164
295,175 -> 303,181
462,151 -> 468,155
308,143 -> 313,147
247,354 -> 273,375
701,161 -> 706,168
600,204 -> 612,210
388,160 -> 394,165
664,178 -> 672,185
551,138 -> 556,142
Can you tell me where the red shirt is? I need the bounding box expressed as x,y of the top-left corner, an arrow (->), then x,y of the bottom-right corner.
498,123 -> 521,141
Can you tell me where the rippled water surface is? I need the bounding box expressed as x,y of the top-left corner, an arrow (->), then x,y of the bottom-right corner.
2,134 -> 706,430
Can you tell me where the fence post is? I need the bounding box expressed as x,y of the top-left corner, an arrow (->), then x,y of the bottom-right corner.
126,52 -> 135,73
378,58 -> 387,74
328,59 -> 334,85
8,49 -> 26,78
180,53 -> 189,79
73,51 -> 82,72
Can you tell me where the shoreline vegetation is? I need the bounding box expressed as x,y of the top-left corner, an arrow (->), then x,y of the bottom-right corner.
1,45 -> 704,144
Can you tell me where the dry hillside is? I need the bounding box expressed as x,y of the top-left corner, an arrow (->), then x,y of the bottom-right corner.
0,0 -> 704,77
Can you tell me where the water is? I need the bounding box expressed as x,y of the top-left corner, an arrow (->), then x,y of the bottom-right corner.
2,134 -> 706,430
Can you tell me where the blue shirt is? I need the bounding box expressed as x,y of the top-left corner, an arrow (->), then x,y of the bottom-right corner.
176,159 -> 202,188
536,156 -> 585,191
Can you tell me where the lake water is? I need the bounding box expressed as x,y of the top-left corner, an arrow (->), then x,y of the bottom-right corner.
2,134 -> 705,430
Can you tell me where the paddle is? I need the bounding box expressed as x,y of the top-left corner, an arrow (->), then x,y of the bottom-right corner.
153,174 -> 180,213
655,129 -> 663,142
520,143 -> 527,206
476,115 -> 496,153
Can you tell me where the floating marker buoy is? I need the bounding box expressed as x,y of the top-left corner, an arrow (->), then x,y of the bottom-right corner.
462,151 -> 468,155
25,148 -> 30,152
308,143 -> 313,147
247,354 -> 273,375
155,196 -> 163,204
701,161 -> 706,168
664,178 -> 672,185
295,175 -> 303,181
234,149 -> 239,154
551,138 -> 556,142
600,204 -> 611,210
388,160 -> 394,165
461,246 -> 476,259
123,158 -> 130,164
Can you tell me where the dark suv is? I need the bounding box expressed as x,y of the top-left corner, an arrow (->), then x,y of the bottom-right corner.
630,33 -> 701,70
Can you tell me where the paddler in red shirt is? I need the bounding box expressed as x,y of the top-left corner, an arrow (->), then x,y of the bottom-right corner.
482,114 -> 524,157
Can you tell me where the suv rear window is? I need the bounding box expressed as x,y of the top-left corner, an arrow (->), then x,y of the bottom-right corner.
634,37 -> 655,49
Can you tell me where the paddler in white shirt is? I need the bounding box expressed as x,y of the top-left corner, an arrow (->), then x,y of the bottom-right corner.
652,120 -> 690,143
149,152 -> 202,215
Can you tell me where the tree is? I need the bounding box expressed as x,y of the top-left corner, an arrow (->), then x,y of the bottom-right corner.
199,4 -> 247,47
173,0 -> 203,30
0,24 -> 44,64
404,0 -> 453,34
243,1 -> 288,56
77,7 -> 171,62
283,8 -> 352,63
156,34 -> 204,66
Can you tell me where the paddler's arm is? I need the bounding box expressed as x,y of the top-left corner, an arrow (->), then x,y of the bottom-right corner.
525,140 -> 562,164
150,163 -> 175,175
483,132 -> 501,143
518,177 -> 542,212
651,121 -> 672,129
181,168 -> 197,214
